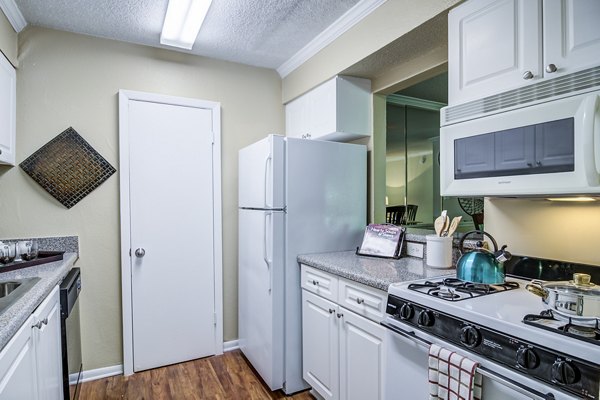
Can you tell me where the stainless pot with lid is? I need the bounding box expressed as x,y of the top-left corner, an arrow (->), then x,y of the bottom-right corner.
526,273 -> 600,320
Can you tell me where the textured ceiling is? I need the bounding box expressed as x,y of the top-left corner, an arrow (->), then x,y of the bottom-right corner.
14,0 -> 361,69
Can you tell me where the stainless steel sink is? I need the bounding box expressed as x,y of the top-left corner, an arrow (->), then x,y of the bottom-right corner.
0,277 -> 41,316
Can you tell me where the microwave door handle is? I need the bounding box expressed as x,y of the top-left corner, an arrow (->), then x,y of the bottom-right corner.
591,94 -> 600,174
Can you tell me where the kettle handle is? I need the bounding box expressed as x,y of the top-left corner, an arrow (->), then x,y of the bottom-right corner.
458,230 -> 499,255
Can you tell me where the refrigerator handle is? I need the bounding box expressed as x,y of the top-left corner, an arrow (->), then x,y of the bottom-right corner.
264,154 -> 272,209
263,211 -> 272,293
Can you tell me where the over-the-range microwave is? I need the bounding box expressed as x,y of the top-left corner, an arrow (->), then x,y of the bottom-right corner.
440,88 -> 600,197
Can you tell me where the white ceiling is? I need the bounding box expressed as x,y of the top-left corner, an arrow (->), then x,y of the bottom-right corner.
11,0 -> 366,73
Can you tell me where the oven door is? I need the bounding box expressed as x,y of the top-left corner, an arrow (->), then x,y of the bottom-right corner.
382,317 -> 577,400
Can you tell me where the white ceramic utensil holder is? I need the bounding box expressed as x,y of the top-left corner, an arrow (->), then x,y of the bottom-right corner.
426,235 -> 453,268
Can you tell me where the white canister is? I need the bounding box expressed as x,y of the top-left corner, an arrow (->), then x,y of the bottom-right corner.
426,235 -> 453,268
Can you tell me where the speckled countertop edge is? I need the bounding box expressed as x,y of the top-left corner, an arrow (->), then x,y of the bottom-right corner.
0,253 -> 78,351
298,251 -> 454,291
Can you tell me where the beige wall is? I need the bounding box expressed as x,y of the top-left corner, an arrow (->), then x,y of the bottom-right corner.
0,27 -> 283,370
0,10 -> 17,66
281,0 -> 460,103
485,198 -> 600,266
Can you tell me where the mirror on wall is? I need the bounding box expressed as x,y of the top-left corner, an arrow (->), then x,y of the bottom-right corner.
384,72 -> 483,232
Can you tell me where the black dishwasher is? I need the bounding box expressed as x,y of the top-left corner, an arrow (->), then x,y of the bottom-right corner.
60,267 -> 82,400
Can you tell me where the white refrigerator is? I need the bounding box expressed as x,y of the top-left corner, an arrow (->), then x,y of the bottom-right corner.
238,134 -> 366,394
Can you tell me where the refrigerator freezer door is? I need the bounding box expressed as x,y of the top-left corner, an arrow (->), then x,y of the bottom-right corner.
239,135 -> 285,209
238,208 -> 285,391
282,137 -> 367,394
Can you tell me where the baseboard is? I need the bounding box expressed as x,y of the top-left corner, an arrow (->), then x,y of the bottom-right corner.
69,364 -> 124,385
223,339 -> 239,352
68,343 -> 239,385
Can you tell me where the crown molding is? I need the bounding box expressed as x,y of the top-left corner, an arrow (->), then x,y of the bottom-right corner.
387,94 -> 446,111
276,0 -> 386,78
0,0 -> 26,33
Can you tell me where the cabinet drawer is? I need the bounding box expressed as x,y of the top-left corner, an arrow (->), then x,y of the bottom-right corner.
338,278 -> 386,323
301,265 -> 338,302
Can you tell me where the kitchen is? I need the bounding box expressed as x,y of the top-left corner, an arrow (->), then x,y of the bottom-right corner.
0,0 -> 599,399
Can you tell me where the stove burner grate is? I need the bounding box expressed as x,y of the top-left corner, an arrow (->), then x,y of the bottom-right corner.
407,279 -> 520,301
523,310 -> 600,345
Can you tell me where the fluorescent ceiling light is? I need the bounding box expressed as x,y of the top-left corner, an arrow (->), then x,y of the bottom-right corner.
160,0 -> 212,50
546,197 -> 597,202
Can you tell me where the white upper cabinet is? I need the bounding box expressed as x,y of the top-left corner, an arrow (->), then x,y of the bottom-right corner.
285,76 -> 371,142
543,0 -> 600,77
0,52 -> 16,165
448,0 -> 542,105
448,0 -> 600,106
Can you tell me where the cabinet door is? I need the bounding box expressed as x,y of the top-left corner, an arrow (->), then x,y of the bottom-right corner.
34,287 -> 64,400
543,0 -> 600,77
454,133 -> 495,178
309,78 -> 337,138
494,126 -> 535,171
286,94 -> 310,139
534,118 -> 575,170
0,52 -> 16,165
302,290 -> 339,400
448,0 -> 542,105
0,315 -> 38,400
339,309 -> 386,400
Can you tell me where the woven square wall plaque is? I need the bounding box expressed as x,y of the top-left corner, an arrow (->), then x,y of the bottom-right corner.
20,127 -> 116,209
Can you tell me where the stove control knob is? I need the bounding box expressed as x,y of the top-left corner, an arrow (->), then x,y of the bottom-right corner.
417,310 -> 435,327
552,360 -> 580,385
460,325 -> 481,348
516,348 -> 539,369
398,304 -> 414,320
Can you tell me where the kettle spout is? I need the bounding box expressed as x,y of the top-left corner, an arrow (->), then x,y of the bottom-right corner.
495,244 -> 512,263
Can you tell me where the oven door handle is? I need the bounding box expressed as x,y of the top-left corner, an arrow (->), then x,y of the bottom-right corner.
380,321 -> 556,400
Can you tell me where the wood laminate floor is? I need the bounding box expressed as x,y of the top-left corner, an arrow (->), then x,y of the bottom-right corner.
78,349 -> 315,400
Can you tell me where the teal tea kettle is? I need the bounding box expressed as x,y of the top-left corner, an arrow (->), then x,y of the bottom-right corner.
456,230 -> 512,285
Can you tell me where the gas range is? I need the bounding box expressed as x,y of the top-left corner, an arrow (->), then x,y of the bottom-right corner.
386,272 -> 600,399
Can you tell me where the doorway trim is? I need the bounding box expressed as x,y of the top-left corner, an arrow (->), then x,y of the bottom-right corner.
118,90 -> 223,375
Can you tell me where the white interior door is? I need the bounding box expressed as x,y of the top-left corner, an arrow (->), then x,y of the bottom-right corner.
127,98 -> 216,372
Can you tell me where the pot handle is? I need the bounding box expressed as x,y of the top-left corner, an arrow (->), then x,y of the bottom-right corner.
458,230 -> 499,255
525,280 -> 548,299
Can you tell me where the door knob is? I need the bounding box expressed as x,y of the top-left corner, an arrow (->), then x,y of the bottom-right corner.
135,248 -> 146,258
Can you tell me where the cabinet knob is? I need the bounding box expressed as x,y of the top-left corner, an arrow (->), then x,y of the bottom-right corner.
356,297 -> 364,304
522,71 -> 534,80
337,313 -> 344,319
328,308 -> 335,314
536,161 -> 542,166
527,162 -> 533,167
135,248 -> 146,258
545,64 -> 558,73
312,280 -> 319,286
0,149 -> 2,155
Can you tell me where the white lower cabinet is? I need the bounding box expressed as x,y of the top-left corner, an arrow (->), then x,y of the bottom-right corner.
0,286 -> 63,400
301,265 -> 386,400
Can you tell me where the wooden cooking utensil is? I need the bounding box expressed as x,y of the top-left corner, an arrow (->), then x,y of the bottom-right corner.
434,216 -> 445,236
445,216 -> 463,237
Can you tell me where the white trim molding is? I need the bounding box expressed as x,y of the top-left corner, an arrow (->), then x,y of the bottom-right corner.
223,340 -> 239,352
0,0 -> 26,32
276,0 -> 386,78
69,365 -> 124,385
387,94 -> 446,111
118,89 -> 224,376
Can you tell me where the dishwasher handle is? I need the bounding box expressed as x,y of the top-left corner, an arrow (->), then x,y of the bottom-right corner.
60,267 -> 81,318
380,321 -> 556,400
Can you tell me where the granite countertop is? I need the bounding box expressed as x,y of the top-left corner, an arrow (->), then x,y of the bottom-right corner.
298,250 -> 454,291
0,253 -> 78,351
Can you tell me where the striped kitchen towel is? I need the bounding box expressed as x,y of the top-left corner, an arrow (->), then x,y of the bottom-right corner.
429,343 -> 482,400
